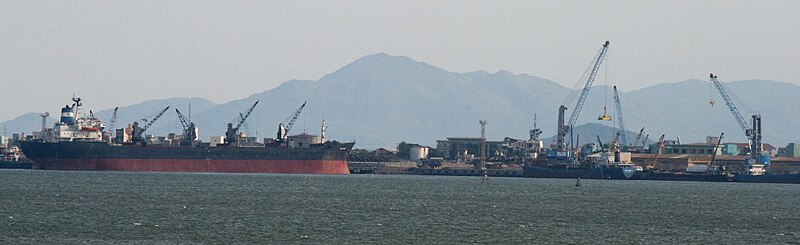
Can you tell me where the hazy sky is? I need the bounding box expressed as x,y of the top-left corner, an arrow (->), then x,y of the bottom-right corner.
2,0 -> 799,122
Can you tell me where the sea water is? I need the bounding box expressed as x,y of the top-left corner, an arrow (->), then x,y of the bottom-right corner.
0,170 -> 798,244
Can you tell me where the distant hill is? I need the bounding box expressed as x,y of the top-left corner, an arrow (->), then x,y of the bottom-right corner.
2,53 -> 798,148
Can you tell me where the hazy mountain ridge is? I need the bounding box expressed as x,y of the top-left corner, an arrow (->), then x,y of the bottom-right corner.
3,53 -> 798,148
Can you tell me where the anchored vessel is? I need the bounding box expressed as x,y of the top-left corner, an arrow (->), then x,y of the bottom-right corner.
0,145 -> 33,169
19,97 -> 353,174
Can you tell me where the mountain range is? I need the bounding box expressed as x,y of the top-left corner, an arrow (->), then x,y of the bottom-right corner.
2,53 -> 798,149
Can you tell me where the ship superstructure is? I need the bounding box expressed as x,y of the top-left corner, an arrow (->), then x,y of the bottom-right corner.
39,97 -> 106,143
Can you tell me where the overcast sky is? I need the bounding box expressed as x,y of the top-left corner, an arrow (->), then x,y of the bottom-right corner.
2,0 -> 798,122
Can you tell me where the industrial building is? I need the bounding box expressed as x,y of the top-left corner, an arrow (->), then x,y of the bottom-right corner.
435,137 -> 502,160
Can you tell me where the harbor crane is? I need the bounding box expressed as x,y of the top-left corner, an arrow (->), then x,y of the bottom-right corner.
709,132 -> 724,167
132,106 -> 170,145
225,100 -> 259,146
631,127 -> 645,147
555,41 -> 610,151
709,73 -> 765,165
175,109 -> 198,144
596,135 -> 604,152
277,102 -> 307,142
612,86 -> 628,146
651,134 -> 666,170
641,134 -> 650,149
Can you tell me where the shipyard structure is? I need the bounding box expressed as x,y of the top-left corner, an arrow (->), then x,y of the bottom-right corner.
409,41 -> 800,183
19,97 -> 354,174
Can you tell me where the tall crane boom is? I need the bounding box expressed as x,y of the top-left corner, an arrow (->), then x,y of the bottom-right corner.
710,74 -> 765,165
176,109 -> 191,134
236,101 -> 259,130
175,109 -> 197,141
107,107 -> 118,136
132,106 -> 170,144
225,100 -> 259,145
612,86 -> 627,146
283,102 -> 307,135
141,107 -> 170,134
631,127 -> 645,147
710,74 -> 750,136
652,134 -> 666,169
556,41 -> 610,149
709,132 -> 724,167
277,102 -> 307,141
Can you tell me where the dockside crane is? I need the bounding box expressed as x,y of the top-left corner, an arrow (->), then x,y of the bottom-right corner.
277,102 -> 307,142
641,134 -> 649,148
596,135 -> 604,152
709,132 -> 724,167
555,41 -> 610,152
175,109 -> 198,144
651,134 -> 666,170
225,100 -> 260,146
132,106 -> 170,145
612,86 -> 628,146
709,73 -> 765,165
631,127 -> 645,147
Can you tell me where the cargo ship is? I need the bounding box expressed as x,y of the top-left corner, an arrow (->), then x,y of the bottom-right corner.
631,171 -> 731,182
733,173 -> 800,184
19,97 -> 353,174
524,164 -> 636,179
525,148 -> 638,180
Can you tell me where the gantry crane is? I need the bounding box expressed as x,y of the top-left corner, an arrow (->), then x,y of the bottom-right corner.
709,73 -> 764,165
612,86 -> 628,146
225,100 -> 259,146
277,102 -> 307,142
175,109 -> 198,144
555,41 -> 610,152
132,106 -> 170,145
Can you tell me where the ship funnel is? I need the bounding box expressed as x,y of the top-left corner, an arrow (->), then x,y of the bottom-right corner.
60,105 -> 76,125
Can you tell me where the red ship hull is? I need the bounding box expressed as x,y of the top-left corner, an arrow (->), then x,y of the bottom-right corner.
33,158 -> 350,174
20,141 -> 354,175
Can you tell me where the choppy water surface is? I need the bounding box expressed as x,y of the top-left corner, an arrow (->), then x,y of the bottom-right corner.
0,170 -> 798,244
